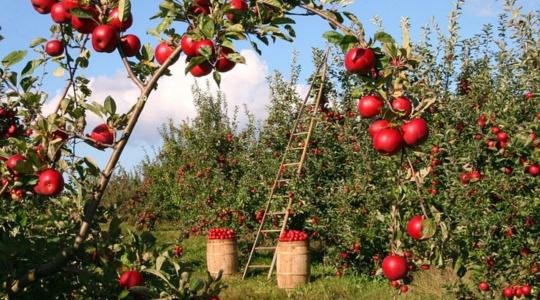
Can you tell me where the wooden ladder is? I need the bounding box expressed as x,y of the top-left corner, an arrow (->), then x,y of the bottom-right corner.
242,50 -> 330,280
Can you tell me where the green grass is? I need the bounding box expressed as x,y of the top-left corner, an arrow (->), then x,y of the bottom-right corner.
153,229 -> 457,299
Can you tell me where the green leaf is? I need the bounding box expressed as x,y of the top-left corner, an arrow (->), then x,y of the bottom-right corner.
104,96 -> 117,115
200,17 -> 215,38
30,37 -> 47,48
21,59 -> 44,77
322,30 -> 344,45
118,0 -> 131,22
271,17 -> 295,25
70,8 -> 94,19
213,71 -> 221,86
374,31 -> 395,45
2,50 -> 27,67
184,56 -> 207,74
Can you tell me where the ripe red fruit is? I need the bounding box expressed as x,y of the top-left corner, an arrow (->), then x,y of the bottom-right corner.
373,128 -> 403,155
45,40 -> 64,57
155,42 -> 174,65
503,167 -> 513,175
344,47 -> 376,74
119,270 -> 143,289
496,132 -> 508,142
478,281 -> 489,292
470,170 -> 482,181
31,0 -> 56,14
6,154 -> 26,174
61,0 -> 80,10
391,97 -> 412,117
181,35 -> 198,57
71,7 -> 98,34
358,95 -> 383,118
400,285 -> 409,293
226,0 -> 248,21
50,2 -> 71,23
108,7 -> 133,32
194,39 -> 215,56
406,215 -> 424,240
381,255 -> 408,281
368,119 -> 390,138
34,169 -> 64,197
521,285 -> 532,296
401,118 -> 429,146
90,124 -> 115,148
502,287 -> 514,298
190,62 -> 213,77
215,47 -> 236,73
527,164 -> 540,177
92,25 -> 119,53
120,34 -> 141,57
460,172 -> 470,184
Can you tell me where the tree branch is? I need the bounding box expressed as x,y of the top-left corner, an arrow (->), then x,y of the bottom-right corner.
10,45 -> 184,294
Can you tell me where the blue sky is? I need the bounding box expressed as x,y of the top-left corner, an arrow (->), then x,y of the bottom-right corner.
1,0 -> 539,171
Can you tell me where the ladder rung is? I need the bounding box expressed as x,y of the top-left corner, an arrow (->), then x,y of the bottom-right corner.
270,211 -> 286,215
261,229 -> 281,233
290,147 -> 305,150
255,246 -> 276,251
293,131 -> 309,136
282,162 -> 301,167
275,179 -> 291,183
248,265 -> 271,269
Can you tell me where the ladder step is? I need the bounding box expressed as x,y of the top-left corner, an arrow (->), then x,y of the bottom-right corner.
269,211 -> 286,215
290,147 -> 305,150
261,229 -> 282,233
293,131 -> 309,136
282,162 -> 301,167
248,265 -> 271,269
275,179 -> 291,183
255,246 -> 277,251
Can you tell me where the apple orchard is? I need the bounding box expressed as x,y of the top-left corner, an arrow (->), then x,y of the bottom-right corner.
0,0 -> 539,299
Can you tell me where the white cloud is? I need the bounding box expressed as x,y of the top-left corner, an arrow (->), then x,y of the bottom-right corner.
464,0 -> 498,17
45,49 -> 271,146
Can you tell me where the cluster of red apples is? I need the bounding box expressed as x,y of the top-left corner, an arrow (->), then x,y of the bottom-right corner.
279,230 -> 308,242
32,0 -> 241,77
118,270 -> 143,289
344,47 -> 428,155
208,228 -> 236,240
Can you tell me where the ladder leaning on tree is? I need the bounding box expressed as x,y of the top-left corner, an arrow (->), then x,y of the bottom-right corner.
242,49 -> 330,280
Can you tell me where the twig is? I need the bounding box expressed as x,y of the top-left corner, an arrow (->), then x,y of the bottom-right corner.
406,155 -> 428,218
300,4 -> 364,45
118,48 -> 145,91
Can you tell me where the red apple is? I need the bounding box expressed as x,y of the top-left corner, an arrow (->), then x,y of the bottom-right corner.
381,255 -> 408,280
108,7 -> 133,32
90,124 -> 115,148
50,2 -> 71,23
92,25 -> 119,53
226,0 -> 248,21
34,168 -> 64,197
391,97 -> 412,117
401,118 -> 429,146
478,281 -> 489,292
6,154 -> 26,174
61,0 -> 80,10
373,128 -> 403,155
120,34 -> 141,57
406,215 -> 424,240
194,39 -> 215,56
119,270 -> 143,289
357,95 -> 383,118
31,0 -> 56,14
190,62 -> 213,77
527,164 -> 540,177
496,132 -> 508,142
45,40 -> 64,57
71,7 -> 98,34
502,287 -> 514,298
368,119 -> 390,138
181,34 -> 198,57
192,0 -> 210,15
521,285 -> 532,296
215,47 -> 236,72
344,47 -> 376,74
155,42 -> 174,65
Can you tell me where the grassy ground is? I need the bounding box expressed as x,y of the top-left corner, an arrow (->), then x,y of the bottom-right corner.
153,229 -> 458,300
